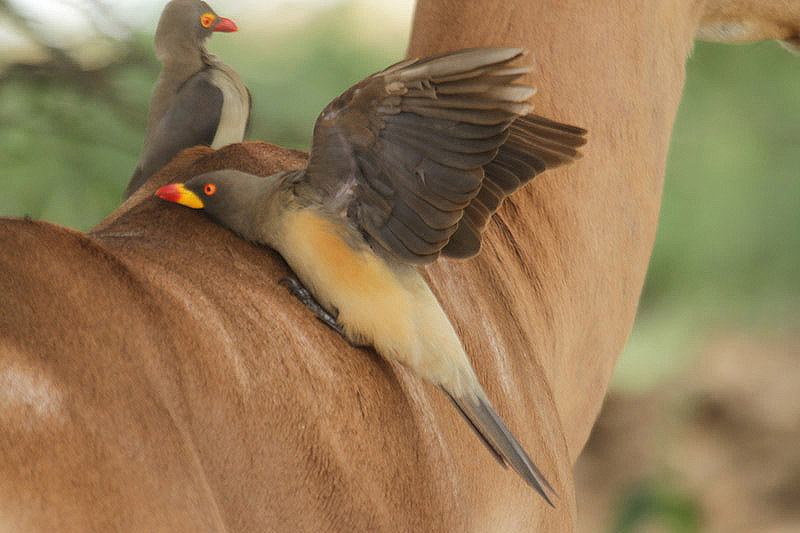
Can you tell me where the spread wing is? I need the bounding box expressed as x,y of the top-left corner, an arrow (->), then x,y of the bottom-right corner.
298,48 -> 586,264
124,72 -> 223,198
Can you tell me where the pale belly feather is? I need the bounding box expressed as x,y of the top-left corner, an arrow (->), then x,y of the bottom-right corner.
278,208 -> 476,395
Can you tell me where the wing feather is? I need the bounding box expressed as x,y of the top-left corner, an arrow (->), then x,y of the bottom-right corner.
124,72 -> 223,198
299,48 -> 586,263
442,115 -> 587,258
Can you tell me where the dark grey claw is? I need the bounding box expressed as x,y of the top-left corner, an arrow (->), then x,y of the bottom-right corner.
278,277 -> 365,347
279,277 -> 324,312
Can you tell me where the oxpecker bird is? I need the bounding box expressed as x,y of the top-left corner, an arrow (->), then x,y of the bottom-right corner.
124,0 -> 250,199
156,48 -> 586,504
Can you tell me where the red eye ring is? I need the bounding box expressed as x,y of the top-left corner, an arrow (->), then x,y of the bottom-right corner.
204,183 -> 216,195
200,13 -> 215,28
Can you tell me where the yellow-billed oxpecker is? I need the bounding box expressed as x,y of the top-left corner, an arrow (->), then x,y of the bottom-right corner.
156,48 -> 586,504
124,0 -> 250,199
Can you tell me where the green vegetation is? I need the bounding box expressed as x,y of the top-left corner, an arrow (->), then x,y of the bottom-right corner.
615,41 -> 800,390
613,481 -> 702,533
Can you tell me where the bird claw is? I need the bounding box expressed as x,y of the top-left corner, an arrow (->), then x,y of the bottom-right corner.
279,277 -> 318,308
279,277 -> 364,348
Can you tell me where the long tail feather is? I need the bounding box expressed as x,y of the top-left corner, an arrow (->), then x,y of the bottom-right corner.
441,386 -> 556,506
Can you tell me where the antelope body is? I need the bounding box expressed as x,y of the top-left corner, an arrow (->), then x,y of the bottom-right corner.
2,0 -> 798,530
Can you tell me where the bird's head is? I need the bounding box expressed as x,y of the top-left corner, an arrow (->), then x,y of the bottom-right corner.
156,170 -> 281,241
155,0 -> 237,62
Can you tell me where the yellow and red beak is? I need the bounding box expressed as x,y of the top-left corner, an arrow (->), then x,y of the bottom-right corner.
156,183 -> 204,209
213,17 -> 237,33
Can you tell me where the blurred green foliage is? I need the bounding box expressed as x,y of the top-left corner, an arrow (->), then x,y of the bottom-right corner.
0,6 -> 797,388
615,41 -> 800,390
613,481 -> 702,533
0,36 -> 156,228
216,3 -> 407,151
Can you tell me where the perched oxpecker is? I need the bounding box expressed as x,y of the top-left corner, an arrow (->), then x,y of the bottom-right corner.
156,48 -> 586,504
124,0 -> 250,199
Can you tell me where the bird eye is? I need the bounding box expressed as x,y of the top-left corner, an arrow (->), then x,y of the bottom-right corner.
204,183 -> 217,195
200,13 -> 215,28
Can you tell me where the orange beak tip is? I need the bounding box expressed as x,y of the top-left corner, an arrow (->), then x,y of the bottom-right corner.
156,183 -> 183,203
155,183 -> 204,209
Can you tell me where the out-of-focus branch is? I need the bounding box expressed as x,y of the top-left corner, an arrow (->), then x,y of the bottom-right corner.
0,0 -> 153,125
1,0 -> 88,74
65,0 -> 136,41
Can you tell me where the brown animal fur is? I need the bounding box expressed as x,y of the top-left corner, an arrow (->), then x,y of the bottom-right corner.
2,1 -> 799,530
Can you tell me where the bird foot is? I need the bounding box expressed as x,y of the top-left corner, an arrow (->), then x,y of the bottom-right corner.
278,277 -> 364,348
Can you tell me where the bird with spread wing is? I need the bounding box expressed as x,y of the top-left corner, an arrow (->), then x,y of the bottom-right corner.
156,48 -> 586,504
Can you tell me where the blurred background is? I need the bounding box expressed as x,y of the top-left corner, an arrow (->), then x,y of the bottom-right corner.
1,1 -> 798,531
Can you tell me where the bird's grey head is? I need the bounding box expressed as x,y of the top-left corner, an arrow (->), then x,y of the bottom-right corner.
159,170 -> 282,241
154,0 -> 236,64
